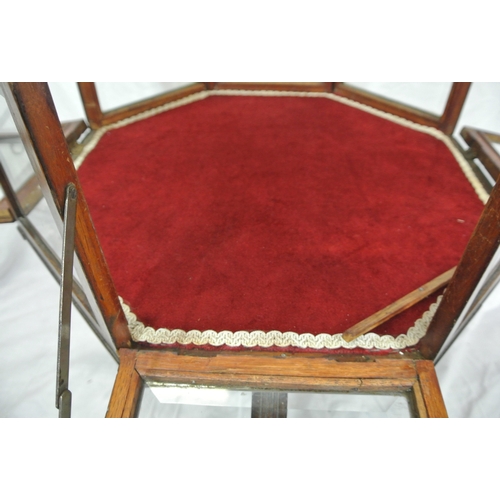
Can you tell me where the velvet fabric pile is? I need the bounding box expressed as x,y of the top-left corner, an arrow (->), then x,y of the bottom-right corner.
77,93 -> 484,351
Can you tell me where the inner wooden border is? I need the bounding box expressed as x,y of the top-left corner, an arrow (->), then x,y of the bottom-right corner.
106,349 -> 447,418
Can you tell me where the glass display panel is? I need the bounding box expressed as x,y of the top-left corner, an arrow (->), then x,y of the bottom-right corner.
139,385 -> 253,418
95,82 -> 195,112
344,82 -> 452,116
138,384 -> 412,418
287,392 -> 411,418
0,96 -> 33,192
48,82 -> 87,123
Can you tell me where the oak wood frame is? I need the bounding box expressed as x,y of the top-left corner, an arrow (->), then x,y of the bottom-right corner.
106,349 -> 447,418
106,349 -> 143,418
5,82 -> 499,416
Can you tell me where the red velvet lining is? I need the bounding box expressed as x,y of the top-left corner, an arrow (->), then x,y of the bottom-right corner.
77,94 -> 484,350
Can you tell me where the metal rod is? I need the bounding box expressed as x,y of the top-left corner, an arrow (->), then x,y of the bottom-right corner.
56,183 -> 77,417
17,217 -> 119,362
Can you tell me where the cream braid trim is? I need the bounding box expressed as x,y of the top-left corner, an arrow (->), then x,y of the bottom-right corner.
121,296 -> 442,350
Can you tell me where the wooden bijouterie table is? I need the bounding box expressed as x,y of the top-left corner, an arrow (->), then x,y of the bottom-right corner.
3,82 -> 500,417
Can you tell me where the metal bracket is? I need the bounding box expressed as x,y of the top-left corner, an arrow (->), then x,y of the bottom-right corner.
56,183 -> 77,418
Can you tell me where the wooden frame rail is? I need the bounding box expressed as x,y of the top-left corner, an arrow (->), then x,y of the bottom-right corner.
106,349 -> 447,418
333,83 -> 441,129
332,82 -> 470,135
2,82 -> 131,349
203,82 -> 470,136
420,175 -> 500,359
77,82 -> 470,136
